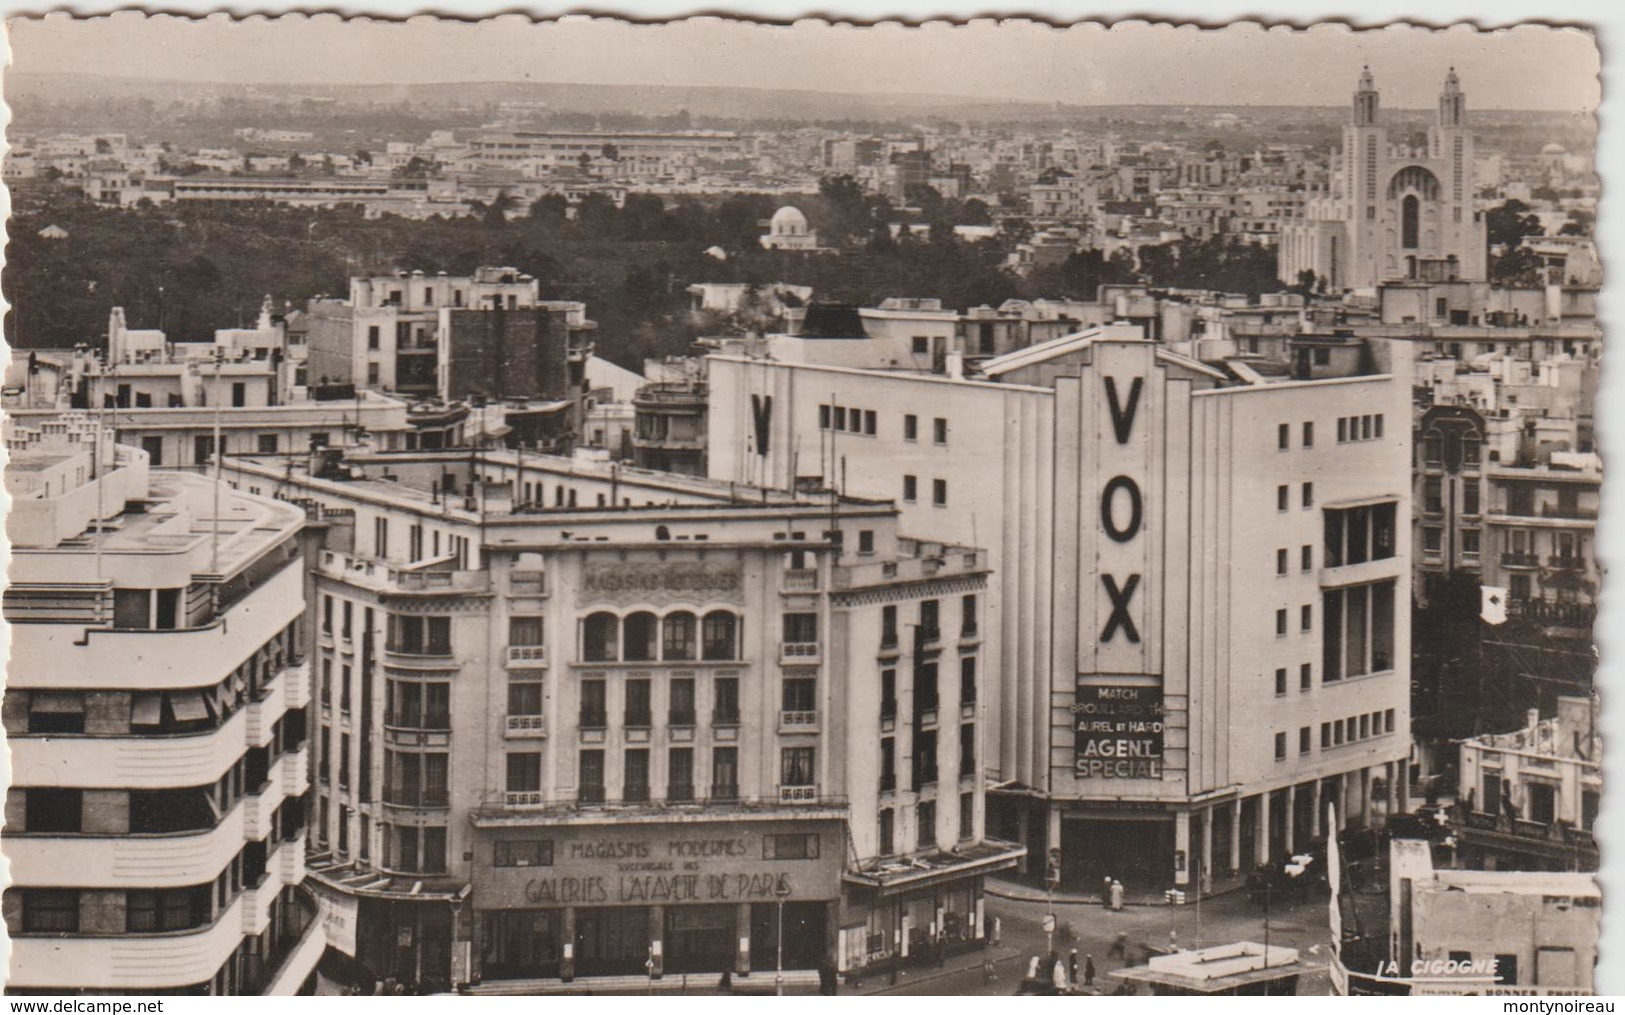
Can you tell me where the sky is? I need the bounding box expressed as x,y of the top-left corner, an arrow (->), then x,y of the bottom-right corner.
3,13 -> 1601,111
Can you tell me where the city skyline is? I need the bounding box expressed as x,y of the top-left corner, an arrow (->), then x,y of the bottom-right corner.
6,14 -> 1602,113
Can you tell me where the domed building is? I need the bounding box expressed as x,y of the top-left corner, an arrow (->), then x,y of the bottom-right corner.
761,204 -> 820,251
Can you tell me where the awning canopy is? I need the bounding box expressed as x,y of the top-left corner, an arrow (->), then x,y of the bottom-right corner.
843,839 -> 1025,896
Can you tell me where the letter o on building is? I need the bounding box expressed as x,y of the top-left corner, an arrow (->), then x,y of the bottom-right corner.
1100,475 -> 1143,543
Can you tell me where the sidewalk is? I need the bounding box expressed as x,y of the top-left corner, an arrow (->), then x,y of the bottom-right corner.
844,945 -> 1026,995
986,875 -> 1247,908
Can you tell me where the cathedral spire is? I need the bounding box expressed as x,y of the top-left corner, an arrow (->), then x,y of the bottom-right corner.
1438,66 -> 1466,127
1353,65 -> 1380,127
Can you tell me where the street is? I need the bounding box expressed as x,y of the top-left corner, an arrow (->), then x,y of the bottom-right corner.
850,886 -> 1339,996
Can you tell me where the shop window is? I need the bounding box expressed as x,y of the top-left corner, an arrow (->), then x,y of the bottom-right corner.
763,833 -> 820,860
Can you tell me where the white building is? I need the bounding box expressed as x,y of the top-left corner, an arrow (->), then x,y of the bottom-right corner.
2,416 -> 323,994
708,320 -> 1415,893
761,205 -> 820,251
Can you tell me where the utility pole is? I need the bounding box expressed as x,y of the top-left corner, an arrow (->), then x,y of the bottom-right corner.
775,875 -> 792,996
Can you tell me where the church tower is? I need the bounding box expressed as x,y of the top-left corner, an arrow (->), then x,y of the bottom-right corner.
1342,66 -> 1388,289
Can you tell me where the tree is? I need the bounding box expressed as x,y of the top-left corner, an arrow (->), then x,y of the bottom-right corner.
1291,268 -> 1319,297
1485,200 -> 1542,249
1490,245 -> 1543,287
353,149 -> 373,166
1559,210 -> 1594,237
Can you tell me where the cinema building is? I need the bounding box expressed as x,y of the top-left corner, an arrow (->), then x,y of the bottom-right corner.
2,417 -> 321,995
708,317 -> 1414,894
221,447 -> 1019,989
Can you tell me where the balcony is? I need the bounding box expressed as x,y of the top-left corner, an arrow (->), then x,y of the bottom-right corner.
1547,555 -> 1585,570
668,709 -> 697,728
622,784 -> 651,803
879,772 -> 896,793
509,570 -> 547,596
504,790 -> 547,809
782,568 -> 819,591
7,896 -> 248,992
505,714 -> 547,737
781,642 -> 819,662
579,785 -> 607,805
1541,505 -> 1598,521
1508,599 -> 1595,630
667,784 -> 695,803
624,710 -> 653,729
580,710 -> 608,730
506,644 -> 547,666
710,784 -> 740,803
6,798 -> 248,890
1501,551 -> 1540,568
781,710 -> 818,728
779,784 -> 819,803
712,708 -> 741,728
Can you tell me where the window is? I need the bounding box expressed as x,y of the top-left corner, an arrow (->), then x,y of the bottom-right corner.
764,832 -> 820,860
25,788 -> 82,833
1277,548 -> 1288,576
623,612 -> 657,662
961,594 -> 978,637
959,791 -> 975,840
662,612 -> 696,661
495,839 -> 553,867
340,665 -> 353,715
1277,485 -> 1289,511
509,616 -> 544,648
960,723 -> 975,776
917,800 -> 936,849
1302,545 -> 1313,572
904,415 -> 918,441
1322,581 -> 1396,681
1275,668 -> 1287,696
1302,482 -> 1314,508
257,433 -> 279,454
858,530 -> 875,555
1278,423 -> 1290,450
368,325 -> 381,350
669,678 -> 696,726
1334,720 -> 1345,746
668,748 -> 695,801
1384,709 -> 1395,733
1299,727 -> 1312,754
1321,723 -> 1331,749
1300,663 -> 1312,691
701,611 -> 737,660
879,808 -> 895,855
880,669 -> 897,721
625,679 -> 652,727
1337,418 -> 1348,442
903,475 -> 918,502
713,677 -> 740,725
1302,421 -> 1314,448
932,478 -> 948,507
711,747 -> 739,799
580,680 -> 607,728
881,605 -> 899,649
387,615 -> 451,656
913,729 -> 938,788
624,749 -> 650,801
880,737 -> 896,792
865,410 -> 877,436
508,675 -> 543,719
1274,732 -> 1287,761
1463,484 -> 1481,516
1422,527 -> 1443,553
1276,609 -> 1287,636
577,750 -> 604,801
783,612 -> 818,645
323,596 -> 333,634
1301,604 -> 1313,632
27,692 -> 85,734
933,418 -> 948,445
127,887 -> 206,933
920,599 -> 940,641
782,677 -> 817,714
781,747 -> 816,788
960,656 -> 977,705
1462,530 -> 1480,556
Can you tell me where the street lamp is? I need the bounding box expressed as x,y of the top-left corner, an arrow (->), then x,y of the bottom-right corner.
775,875 -> 793,996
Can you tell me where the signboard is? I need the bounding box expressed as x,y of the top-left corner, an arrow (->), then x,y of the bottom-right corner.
473,820 -> 843,910
1073,685 -> 1164,778
319,889 -> 360,957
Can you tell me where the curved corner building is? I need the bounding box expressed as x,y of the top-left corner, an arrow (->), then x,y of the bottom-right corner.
2,416 -> 323,995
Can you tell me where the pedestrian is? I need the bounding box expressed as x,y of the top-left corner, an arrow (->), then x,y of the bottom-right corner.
1026,955 -> 1041,981
1108,932 -> 1128,961
1102,875 -> 1113,910
1110,878 -> 1125,912
982,955 -> 997,984
1084,955 -> 1096,986
1067,949 -> 1078,985
719,969 -> 732,994
1051,952 -> 1070,994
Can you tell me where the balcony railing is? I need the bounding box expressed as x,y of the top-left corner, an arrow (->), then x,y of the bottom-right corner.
1508,599 -> 1596,629
579,786 -> 606,805
879,772 -> 896,793
580,710 -> 608,729
783,569 -> 819,591
668,709 -> 697,727
622,784 -> 651,803
782,642 -> 819,660
625,710 -> 653,729
713,708 -> 740,727
1501,552 -> 1540,567
505,714 -> 546,736
710,784 -> 740,802
1547,555 -> 1585,570
667,784 -> 695,803
1542,505 -> 1598,520
507,645 -> 547,665
509,571 -> 546,595
503,791 -> 546,809
779,784 -> 818,803
781,710 -> 818,727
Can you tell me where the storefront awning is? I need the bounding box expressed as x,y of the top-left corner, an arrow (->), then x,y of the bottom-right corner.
306,854 -> 471,903
843,839 -> 1025,896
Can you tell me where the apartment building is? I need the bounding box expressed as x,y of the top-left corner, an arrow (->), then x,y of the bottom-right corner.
2,416 -> 321,995
219,447 -> 1018,989
709,321 -> 1415,894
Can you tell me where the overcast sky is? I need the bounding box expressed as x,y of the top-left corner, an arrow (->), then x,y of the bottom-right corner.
4,13 -> 1601,111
